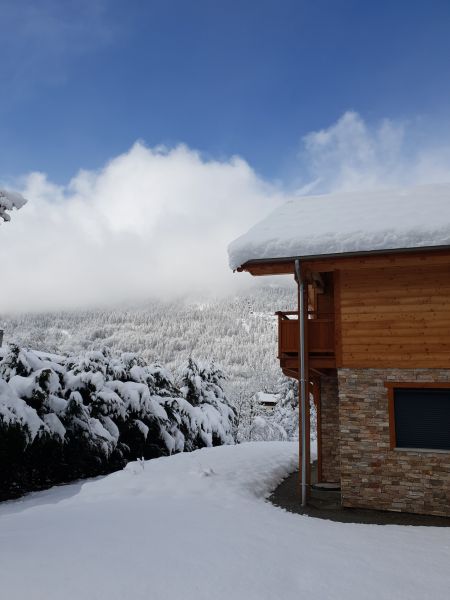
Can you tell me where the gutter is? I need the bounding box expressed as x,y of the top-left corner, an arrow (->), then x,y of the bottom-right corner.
235,243 -> 450,272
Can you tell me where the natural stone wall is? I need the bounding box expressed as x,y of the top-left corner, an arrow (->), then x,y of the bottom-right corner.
338,368 -> 450,517
320,374 -> 340,483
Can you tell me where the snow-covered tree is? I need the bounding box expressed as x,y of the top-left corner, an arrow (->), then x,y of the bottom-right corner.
0,189 -> 27,223
232,377 -> 303,443
271,378 -> 299,441
233,385 -> 263,442
180,358 -> 235,447
0,346 -> 236,500
271,376 -> 318,442
1,286 -> 295,400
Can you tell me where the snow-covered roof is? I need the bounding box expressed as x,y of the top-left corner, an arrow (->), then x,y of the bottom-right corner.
228,184 -> 450,270
255,392 -> 278,405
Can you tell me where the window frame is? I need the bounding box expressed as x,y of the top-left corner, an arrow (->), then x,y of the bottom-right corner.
385,382 -> 450,452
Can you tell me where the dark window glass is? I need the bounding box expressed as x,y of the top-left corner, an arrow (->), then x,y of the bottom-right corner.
394,388 -> 450,450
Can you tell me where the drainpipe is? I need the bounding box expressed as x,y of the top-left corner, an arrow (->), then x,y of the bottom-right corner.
295,259 -> 307,508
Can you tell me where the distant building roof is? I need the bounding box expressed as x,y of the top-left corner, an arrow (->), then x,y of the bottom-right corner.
228,184 -> 450,270
255,392 -> 278,406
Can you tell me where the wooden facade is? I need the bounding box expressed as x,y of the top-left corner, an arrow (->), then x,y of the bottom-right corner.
241,248 -> 450,374
236,246 -> 450,515
339,264 -> 450,368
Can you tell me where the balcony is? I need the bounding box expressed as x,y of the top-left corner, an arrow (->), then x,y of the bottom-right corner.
276,310 -> 336,376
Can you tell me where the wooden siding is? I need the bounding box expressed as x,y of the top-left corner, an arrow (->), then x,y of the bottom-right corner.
278,318 -> 336,358
338,265 -> 450,368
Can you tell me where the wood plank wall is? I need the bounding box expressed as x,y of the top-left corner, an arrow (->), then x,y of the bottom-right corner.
338,264 -> 450,368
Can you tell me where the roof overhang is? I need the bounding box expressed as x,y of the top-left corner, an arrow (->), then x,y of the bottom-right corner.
236,245 -> 450,276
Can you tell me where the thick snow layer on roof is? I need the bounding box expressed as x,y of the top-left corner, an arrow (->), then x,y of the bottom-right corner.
228,184 -> 450,269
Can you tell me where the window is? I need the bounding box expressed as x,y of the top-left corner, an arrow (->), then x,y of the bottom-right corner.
386,384 -> 450,451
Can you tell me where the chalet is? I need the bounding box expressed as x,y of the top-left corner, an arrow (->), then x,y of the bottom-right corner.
229,184 -> 450,517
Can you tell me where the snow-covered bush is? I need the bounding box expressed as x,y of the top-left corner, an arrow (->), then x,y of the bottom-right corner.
248,415 -> 287,442
0,189 -> 27,223
0,346 -> 235,500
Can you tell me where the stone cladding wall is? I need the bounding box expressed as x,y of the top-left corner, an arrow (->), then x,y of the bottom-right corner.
320,375 -> 340,483
337,368 -> 450,517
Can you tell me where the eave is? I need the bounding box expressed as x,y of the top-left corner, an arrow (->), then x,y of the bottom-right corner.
235,245 -> 450,276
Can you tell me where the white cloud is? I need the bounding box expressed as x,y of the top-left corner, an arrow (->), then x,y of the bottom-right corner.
299,111 -> 450,193
2,111 -> 450,313
0,143 -> 282,312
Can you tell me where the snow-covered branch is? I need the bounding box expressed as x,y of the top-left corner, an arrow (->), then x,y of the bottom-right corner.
0,189 -> 27,223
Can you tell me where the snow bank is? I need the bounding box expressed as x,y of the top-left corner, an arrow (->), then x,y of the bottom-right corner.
0,442 -> 448,600
228,183 -> 450,269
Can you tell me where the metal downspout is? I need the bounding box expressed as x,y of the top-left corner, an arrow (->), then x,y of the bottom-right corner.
295,259 -> 307,508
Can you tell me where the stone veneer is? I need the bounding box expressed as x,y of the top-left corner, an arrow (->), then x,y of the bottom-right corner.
320,375 -> 340,483
338,368 -> 450,517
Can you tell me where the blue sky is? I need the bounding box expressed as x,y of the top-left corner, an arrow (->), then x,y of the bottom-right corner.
2,1 -> 450,310
2,0 -> 450,184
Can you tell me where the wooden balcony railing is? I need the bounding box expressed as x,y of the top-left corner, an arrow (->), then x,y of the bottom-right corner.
276,310 -> 336,373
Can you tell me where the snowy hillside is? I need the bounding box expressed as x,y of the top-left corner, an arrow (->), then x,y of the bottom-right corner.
0,442 -> 448,600
1,286 -> 296,397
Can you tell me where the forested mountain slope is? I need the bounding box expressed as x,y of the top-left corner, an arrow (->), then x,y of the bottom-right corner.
1,286 -> 296,397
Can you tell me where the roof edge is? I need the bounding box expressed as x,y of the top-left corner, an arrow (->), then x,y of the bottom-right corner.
235,244 -> 450,273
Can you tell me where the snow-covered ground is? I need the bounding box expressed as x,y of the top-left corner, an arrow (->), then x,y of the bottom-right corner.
0,442 -> 449,600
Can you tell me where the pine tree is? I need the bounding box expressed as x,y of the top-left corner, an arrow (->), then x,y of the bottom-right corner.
0,346 -> 236,499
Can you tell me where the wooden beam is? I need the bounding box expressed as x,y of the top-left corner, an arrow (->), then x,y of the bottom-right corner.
237,260 -> 294,275
305,249 -> 450,273
236,248 -> 450,277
